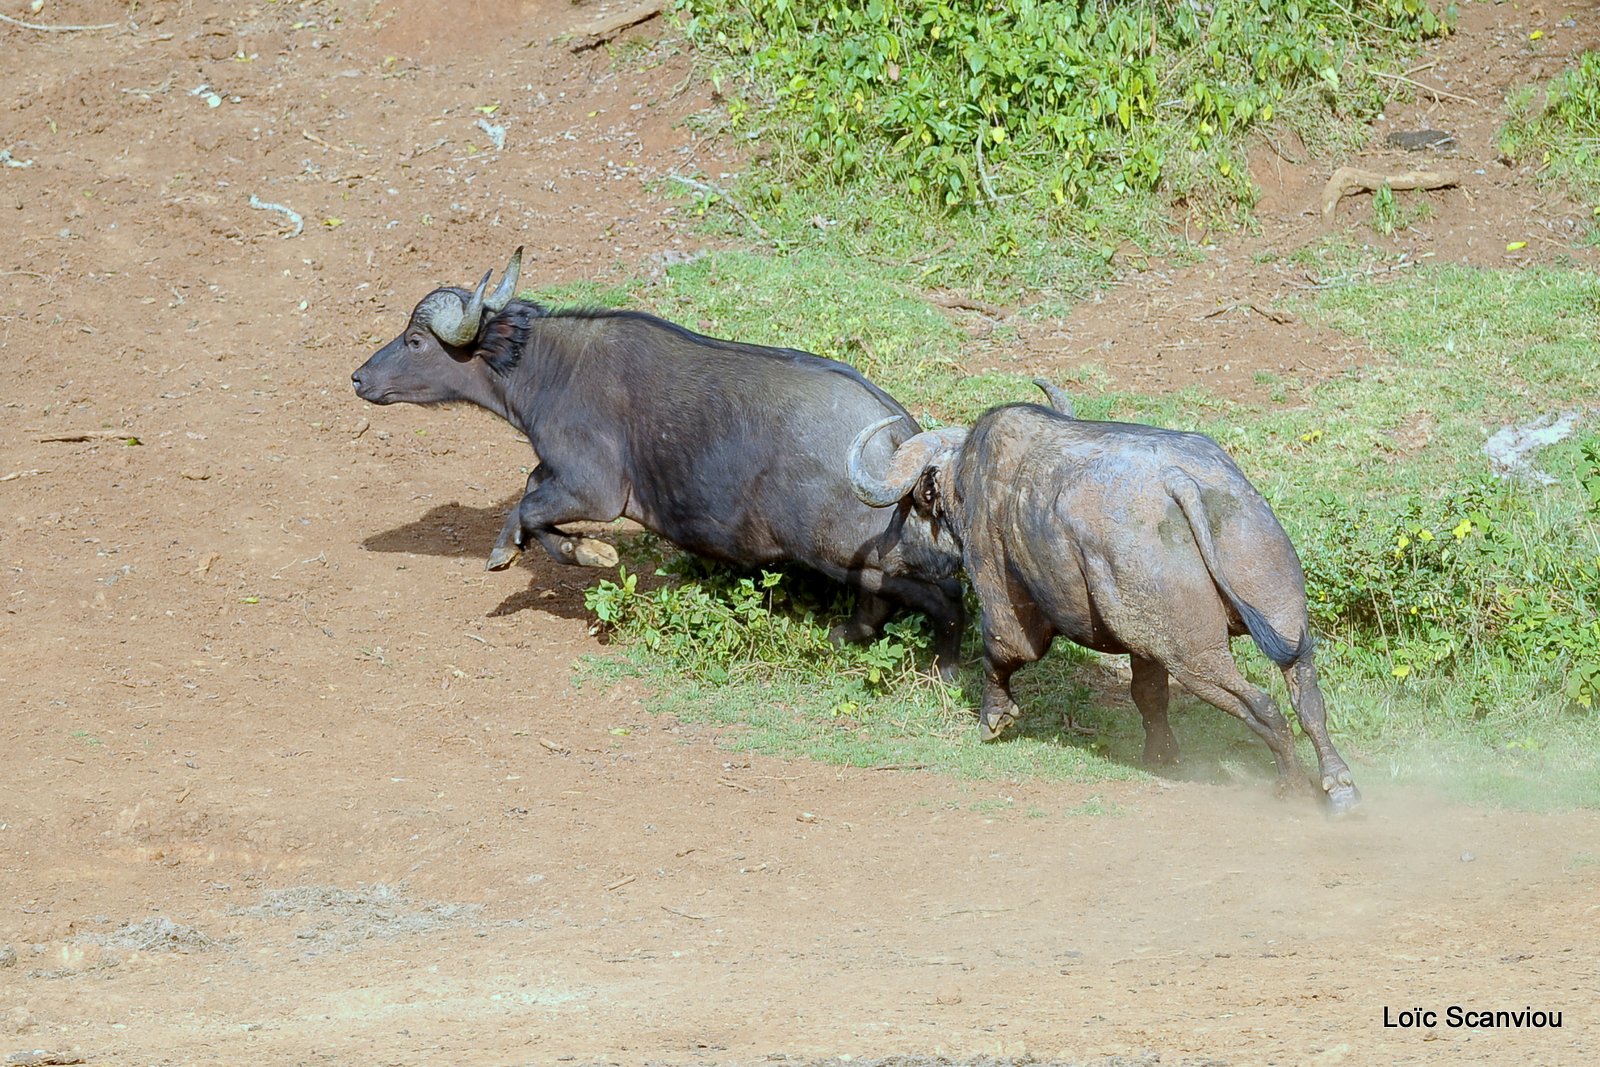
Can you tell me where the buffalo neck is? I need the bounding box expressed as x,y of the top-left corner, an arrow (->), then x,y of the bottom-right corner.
477,303 -> 608,444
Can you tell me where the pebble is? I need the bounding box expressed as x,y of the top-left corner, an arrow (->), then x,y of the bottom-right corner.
4,1007 -> 38,1035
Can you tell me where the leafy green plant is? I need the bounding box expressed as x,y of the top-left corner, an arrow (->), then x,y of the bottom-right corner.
1499,50 -> 1600,210
1371,182 -> 1398,235
1294,475 -> 1600,708
678,0 -> 1451,220
584,561 -> 933,693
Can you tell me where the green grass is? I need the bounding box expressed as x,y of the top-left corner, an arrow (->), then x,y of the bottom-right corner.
671,0 -> 1449,302
1499,50 -> 1600,213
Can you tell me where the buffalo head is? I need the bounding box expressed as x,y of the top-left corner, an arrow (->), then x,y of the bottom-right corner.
847,413 -> 969,538
351,247 -> 524,405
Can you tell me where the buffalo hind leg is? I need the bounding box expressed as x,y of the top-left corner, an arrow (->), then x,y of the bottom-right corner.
1284,656 -> 1361,815
1170,652 -> 1307,796
1130,655 -> 1181,767
504,472 -> 620,569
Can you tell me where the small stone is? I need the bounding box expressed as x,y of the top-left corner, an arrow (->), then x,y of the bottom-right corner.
4,1006 -> 38,1035
1460,850 -> 1476,863
934,983 -> 963,1005
0,945 -> 15,968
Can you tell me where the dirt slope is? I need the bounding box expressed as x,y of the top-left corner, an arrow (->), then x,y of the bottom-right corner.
1,2 -> 1596,1064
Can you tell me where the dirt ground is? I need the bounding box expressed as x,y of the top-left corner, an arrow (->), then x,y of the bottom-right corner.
2,1 -> 1597,1064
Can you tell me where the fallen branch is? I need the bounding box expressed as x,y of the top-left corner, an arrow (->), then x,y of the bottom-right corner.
0,468 -> 47,482
1197,302 -> 1295,325
667,174 -> 769,240
568,1 -> 662,51
1284,257 -> 1426,291
1320,166 -> 1459,218
1371,70 -> 1482,107
0,11 -> 119,31
931,291 -> 1011,319
37,430 -> 134,443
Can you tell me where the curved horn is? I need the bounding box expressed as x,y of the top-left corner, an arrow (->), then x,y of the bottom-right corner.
848,416 -> 912,507
847,416 -> 966,508
455,268 -> 493,339
417,269 -> 492,347
484,246 -> 524,313
1033,377 -> 1074,417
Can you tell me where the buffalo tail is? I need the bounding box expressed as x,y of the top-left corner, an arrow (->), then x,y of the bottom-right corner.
1162,468 -> 1310,667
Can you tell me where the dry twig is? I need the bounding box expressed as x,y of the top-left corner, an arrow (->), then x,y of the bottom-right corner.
568,2 -> 662,51
1371,70 -> 1482,107
668,174 -> 769,240
0,11 -> 119,31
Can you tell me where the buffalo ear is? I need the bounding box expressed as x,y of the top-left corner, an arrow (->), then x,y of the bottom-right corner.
471,312 -> 521,367
911,467 -> 940,515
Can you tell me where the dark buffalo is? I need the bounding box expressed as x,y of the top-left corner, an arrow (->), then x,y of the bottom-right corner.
846,397 -> 1360,814
351,249 -> 965,673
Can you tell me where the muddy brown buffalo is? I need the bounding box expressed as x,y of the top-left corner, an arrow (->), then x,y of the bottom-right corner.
846,396 -> 1360,814
352,248 -> 965,675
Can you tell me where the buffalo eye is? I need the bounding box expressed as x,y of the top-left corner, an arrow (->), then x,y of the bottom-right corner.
406,334 -> 424,350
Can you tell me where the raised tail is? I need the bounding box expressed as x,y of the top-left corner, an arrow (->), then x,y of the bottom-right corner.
1162,467 -> 1310,667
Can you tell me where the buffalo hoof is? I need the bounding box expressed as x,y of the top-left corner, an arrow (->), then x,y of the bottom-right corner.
485,544 -> 522,571
827,622 -> 869,647
977,709 -> 1016,743
563,537 -> 619,568
1323,771 -> 1363,817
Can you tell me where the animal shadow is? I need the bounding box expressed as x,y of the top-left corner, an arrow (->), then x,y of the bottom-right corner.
361,499 -> 514,559
988,657 -> 1282,790
361,498 -> 605,624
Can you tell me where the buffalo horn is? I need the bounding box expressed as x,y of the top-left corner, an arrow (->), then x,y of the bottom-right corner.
485,246 -> 524,313
847,416 -> 965,508
417,268 -> 492,346
1032,377 -> 1074,417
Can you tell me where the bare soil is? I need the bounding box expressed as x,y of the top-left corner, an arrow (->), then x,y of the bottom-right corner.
2,2 -> 1596,1064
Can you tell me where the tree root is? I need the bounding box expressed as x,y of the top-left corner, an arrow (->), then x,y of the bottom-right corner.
1320,166 -> 1460,218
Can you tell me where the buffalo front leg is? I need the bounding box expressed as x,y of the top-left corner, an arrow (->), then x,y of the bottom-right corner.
1130,655 -> 1181,767
496,470 -> 620,570
978,649 -> 1027,742
828,592 -> 894,648
1284,656 -> 1361,815
974,581 -> 1050,739
879,575 -> 965,683
487,467 -> 546,571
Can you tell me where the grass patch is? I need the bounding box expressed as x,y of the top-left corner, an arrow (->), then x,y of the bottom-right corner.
671,0 -> 1449,299
1499,50 -> 1600,214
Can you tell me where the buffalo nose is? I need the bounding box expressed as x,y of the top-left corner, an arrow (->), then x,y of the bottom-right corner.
351,370 -> 364,389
